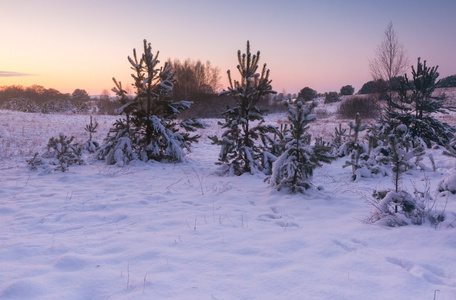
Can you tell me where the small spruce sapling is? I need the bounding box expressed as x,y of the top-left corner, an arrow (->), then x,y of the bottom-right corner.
209,41 -> 277,175
43,133 -> 83,172
82,116 -> 100,153
331,123 -> 347,152
363,123 -> 391,176
339,113 -> 369,180
269,100 -> 334,193
370,125 -> 426,226
273,120 -> 291,155
389,129 -> 406,195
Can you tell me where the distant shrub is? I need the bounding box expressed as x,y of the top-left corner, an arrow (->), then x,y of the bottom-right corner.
324,92 -> 340,104
437,74 -> 456,88
340,85 -> 355,96
315,108 -> 330,119
297,87 -> 317,102
337,96 -> 381,119
358,80 -> 386,95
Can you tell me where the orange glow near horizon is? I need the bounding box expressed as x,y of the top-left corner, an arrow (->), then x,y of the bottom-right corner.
0,73 -> 111,96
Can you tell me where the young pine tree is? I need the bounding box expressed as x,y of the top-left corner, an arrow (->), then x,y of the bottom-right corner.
339,113 -> 370,180
44,133 -> 83,172
389,57 -> 456,147
209,41 -> 277,175
269,101 -> 333,193
370,124 -> 426,226
97,40 -> 204,166
389,124 -> 425,192
96,79 -> 134,165
82,116 -> 100,153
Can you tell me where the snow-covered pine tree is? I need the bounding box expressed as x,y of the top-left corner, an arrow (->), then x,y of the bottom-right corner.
331,123 -> 347,152
370,124 -> 426,226
339,113 -> 370,180
364,123 -> 391,175
391,124 -> 425,177
97,40 -> 204,166
209,41 -> 277,175
269,100 -> 333,193
96,79 -> 135,166
43,133 -> 83,172
389,127 -> 408,194
389,57 -> 456,147
82,116 -> 100,153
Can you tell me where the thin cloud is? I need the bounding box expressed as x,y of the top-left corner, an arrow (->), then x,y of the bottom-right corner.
0,71 -> 34,77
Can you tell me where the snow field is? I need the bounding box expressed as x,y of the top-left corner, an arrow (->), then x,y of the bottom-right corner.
1,110 -> 456,299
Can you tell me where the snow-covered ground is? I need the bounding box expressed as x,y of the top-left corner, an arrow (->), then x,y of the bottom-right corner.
1,109 -> 456,299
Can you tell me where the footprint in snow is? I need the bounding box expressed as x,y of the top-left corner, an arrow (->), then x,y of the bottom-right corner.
258,213 -> 282,220
386,257 -> 456,287
333,238 -> 367,252
258,207 -> 299,228
258,206 -> 282,221
182,200 -> 202,206
276,220 -> 299,228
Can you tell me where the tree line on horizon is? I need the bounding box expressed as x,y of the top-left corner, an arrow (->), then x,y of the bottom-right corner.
0,85 -> 94,113
2,69 -> 455,117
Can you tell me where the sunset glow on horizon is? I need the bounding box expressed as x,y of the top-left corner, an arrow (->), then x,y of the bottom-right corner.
1,0 -> 455,96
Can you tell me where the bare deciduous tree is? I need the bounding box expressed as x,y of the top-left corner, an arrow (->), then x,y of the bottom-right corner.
100,89 -> 110,101
369,22 -> 409,82
167,58 -> 221,100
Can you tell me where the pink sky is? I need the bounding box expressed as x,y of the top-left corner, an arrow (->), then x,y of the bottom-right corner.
1,0 -> 455,95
